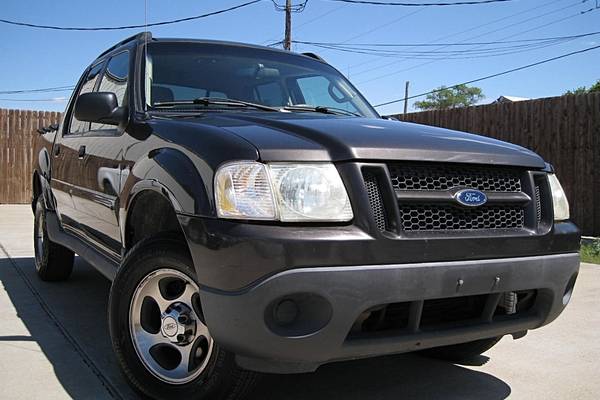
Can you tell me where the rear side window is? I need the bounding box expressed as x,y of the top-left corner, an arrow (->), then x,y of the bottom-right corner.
69,62 -> 104,135
91,51 -> 129,131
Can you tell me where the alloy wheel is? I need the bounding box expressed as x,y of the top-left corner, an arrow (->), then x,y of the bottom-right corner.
129,268 -> 213,384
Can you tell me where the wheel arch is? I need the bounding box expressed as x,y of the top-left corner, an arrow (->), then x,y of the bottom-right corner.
121,182 -> 189,252
32,171 -> 42,201
31,169 -> 52,212
119,146 -> 219,261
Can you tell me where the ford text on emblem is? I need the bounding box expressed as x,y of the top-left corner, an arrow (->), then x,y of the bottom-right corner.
455,189 -> 487,207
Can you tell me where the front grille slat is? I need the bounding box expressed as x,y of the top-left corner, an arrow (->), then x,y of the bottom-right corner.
535,185 -> 542,223
399,204 -> 525,231
364,173 -> 388,231
388,163 -> 522,192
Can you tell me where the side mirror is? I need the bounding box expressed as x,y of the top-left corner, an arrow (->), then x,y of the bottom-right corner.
75,92 -> 126,126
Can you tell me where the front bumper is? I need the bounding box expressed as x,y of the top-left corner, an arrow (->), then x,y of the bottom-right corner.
199,253 -> 580,373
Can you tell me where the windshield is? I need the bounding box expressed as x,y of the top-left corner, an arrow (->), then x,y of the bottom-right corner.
144,42 -> 378,118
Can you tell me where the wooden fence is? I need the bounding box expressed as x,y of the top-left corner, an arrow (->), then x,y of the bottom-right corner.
0,109 -> 61,204
392,93 -> 600,236
1,94 -> 599,235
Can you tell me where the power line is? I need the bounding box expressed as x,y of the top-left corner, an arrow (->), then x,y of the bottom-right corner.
6,43 -> 599,107
293,30 -> 600,60
265,1 -> 311,50
335,8 -> 425,44
357,0 -> 593,83
0,86 -> 75,95
0,0 -> 261,31
326,0 -> 514,6
293,31 -> 600,47
305,40 -> 581,60
294,4 -> 344,29
0,98 -> 67,102
270,0 -> 310,12
296,7 -> 425,59
343,0 -> 568,74
373,43 -> 600,107
260,0 -> 326,45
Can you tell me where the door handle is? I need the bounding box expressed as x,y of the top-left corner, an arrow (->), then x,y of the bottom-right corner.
78,145 -> 86,158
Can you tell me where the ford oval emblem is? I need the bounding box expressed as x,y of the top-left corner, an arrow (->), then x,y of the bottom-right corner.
455,189 -> 487,207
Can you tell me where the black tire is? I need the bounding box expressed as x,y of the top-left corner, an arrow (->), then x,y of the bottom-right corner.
33,196 -> 74,281
109,236 -> 258,400
421,336 -> 502,362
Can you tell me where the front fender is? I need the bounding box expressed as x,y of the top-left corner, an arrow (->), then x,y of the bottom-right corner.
119,147 -> 217,243
123,147 -> 212,216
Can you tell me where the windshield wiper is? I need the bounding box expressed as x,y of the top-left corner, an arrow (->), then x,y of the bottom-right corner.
282,105 -> 361,117
153,97 -> 281,112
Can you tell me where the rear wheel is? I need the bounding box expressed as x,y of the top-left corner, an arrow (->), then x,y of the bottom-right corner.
33,196 -> 74,281
421,336 -> 502,362
109,237 -> 258,400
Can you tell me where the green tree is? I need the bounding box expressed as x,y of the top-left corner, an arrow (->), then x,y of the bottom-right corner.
564,87 -> 587,95
414,84 -> 484,110
564,79 -> 600,95
589,79 -> 600,92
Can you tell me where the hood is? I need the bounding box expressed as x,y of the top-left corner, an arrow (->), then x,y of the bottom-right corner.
164,112 -> 546,168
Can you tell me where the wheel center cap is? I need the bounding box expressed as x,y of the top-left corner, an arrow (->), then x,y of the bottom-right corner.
160,302 -> 196,345
161,316 -> 179,337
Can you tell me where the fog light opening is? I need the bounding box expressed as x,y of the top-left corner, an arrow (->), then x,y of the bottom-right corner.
265,293 -> 333,337
273,299 -> 299,326
562,272 -> 578,306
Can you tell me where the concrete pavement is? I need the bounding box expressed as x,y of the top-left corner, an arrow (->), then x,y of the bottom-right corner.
0,204 -> 598,399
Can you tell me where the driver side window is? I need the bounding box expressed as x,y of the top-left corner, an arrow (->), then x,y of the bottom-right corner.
90,51 -> 129,131
68,62 -> 104,135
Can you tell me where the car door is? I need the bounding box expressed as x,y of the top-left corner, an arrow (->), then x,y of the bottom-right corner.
74,51 -> 130,256
51,61 -> 105,232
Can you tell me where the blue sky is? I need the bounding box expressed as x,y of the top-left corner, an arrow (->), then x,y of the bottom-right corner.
0,0 -> 598,115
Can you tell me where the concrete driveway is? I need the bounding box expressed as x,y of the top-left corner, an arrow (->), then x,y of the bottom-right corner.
0,204 -> 598,399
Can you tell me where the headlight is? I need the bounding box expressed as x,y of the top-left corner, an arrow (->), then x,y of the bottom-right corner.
548,173 -> 569,221
269,163 -> 353,221
214,162 -> 276,220
214,161 -> 353,222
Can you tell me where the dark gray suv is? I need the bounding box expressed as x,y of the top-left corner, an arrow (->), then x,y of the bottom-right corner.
32,32 -> 580,399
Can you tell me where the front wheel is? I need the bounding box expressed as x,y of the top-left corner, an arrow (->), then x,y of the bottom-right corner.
109,237 -> 257,400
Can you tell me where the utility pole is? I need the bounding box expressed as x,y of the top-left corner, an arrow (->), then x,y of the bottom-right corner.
284,0 -> 292,50
403,81 -> 410,115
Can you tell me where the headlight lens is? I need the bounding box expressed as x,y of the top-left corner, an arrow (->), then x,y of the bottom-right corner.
269,163 -> 353,221
548,173 -> 570,221
214,162 -> 276,220
214,161 -> 353,222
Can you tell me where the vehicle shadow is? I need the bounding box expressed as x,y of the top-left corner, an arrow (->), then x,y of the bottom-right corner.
0,256 -> 511,400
